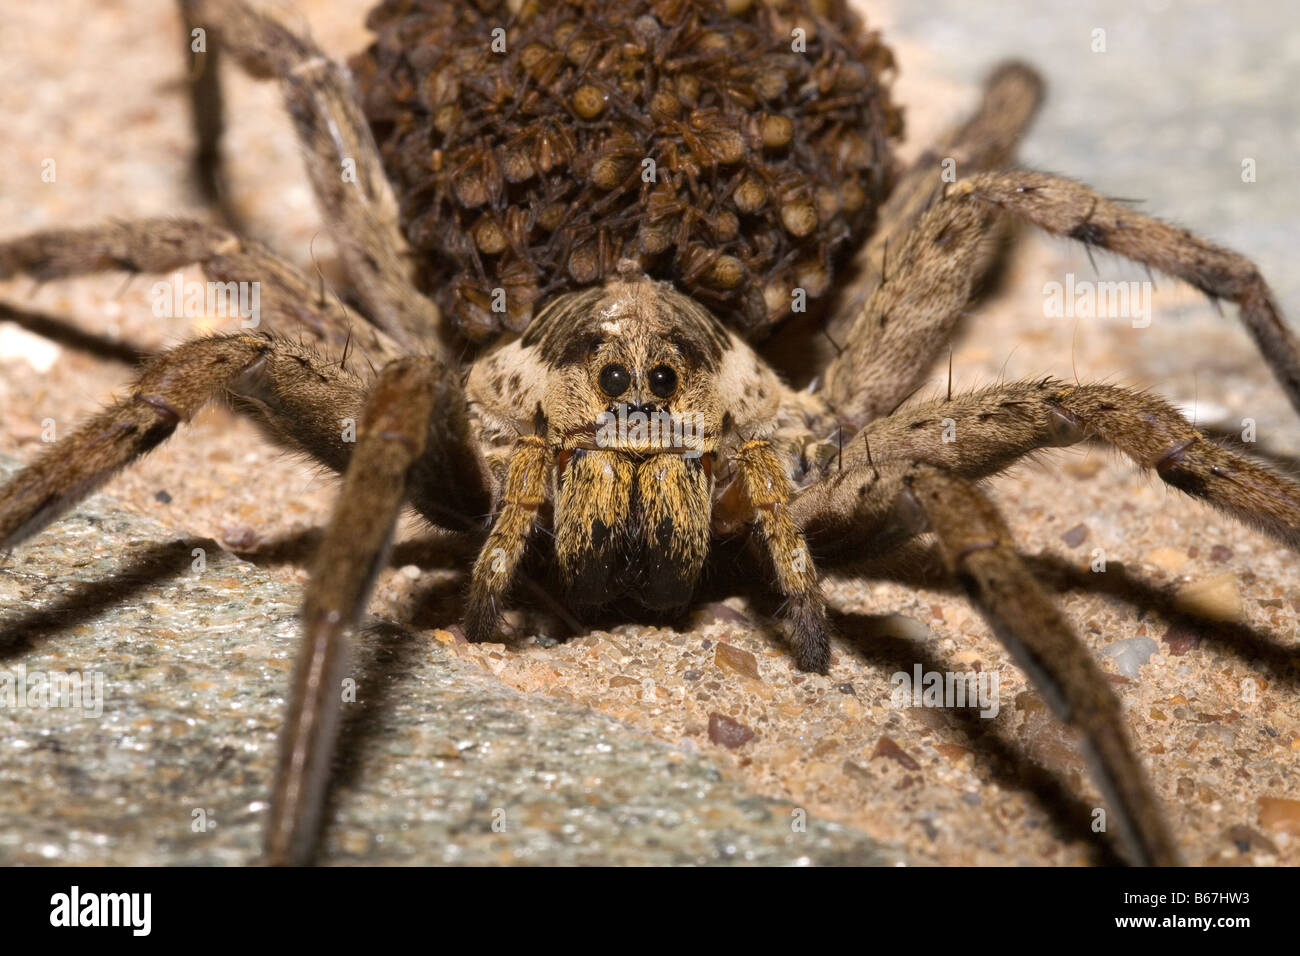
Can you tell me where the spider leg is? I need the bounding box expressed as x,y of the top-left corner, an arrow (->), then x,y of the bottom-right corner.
823,179 -> 997,425
968,171 -> 1300,412
845,379 -> 1300,551
0,329 -> 489,550
823,169 -> 1300,426
265,357 -> 439,866
463,437 -> 550,645
186,0 -> 446,354
0,218 -> 401,363
827,61 -> 1045,345
791,460 -> 1179,866
0,333 -> 273,549
178,0 -> 231,222
720,440 -> 831,672
0,335 -> 488,863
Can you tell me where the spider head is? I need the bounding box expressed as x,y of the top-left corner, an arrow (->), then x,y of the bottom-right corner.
519,268 -> 733,609
525,267 -> 730,458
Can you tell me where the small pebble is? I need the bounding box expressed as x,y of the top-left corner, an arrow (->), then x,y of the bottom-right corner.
708,713 -> 756,749
1175,573 -> 1244,622
1257,796 -> 1300,835
220,526 -> 259,550
703,602 -> 749,625
871,736 -> 920,771
714,643 -> 760,680
1144,547 -> 1189,573
1102,636 -> 1159,677
1161,623 -> 1200,656
1060,523 -> 1088,548
153,490 -> 172,504
937,743 -> 973,762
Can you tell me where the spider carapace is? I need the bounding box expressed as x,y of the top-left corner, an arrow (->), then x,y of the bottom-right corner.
3,0 -> 1300,869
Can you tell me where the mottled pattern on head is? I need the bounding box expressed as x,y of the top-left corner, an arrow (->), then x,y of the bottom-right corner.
521,275 -> 731,373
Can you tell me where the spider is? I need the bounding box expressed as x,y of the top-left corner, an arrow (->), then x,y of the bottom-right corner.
2,0 -> 1299,867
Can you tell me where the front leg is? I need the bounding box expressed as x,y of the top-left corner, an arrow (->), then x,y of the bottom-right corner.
791,460 -> 1180,866
463,436 -> 550,645
266,357 -> 441,865
719,440 -> 831,673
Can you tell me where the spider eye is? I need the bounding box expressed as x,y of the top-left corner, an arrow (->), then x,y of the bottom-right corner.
648,364 -> 677,398
598,363 -> 631,397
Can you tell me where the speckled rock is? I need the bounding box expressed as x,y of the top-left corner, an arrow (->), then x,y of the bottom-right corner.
0,457 -> 903,865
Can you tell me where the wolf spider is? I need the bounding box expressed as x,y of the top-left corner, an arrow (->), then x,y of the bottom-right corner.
2,0 -> 1300,867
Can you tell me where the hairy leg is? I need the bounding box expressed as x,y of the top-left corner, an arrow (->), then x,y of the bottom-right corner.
826,61 -> 1044,345
823,181 -> 997,426
0,334 -> 273,549
187,0 -> 446,354
266,356 -> 439,866
823,169 -> 1300,426
843,379 -> 1300,551
718,440 -> 831,672
791,460 -> 1179,865
463,436 -> 550,644
0,330 -> 488,549
179,0 -> 229,219
0,218 -> 401,363
0,332 -> 486,863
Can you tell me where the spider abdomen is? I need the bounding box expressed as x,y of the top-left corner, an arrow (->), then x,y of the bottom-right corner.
353,0 -> 901,340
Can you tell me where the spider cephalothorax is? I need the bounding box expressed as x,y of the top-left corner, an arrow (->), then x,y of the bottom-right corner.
352,0 -> 901,337
463,268 -> 829,641
3,0 -> 1300,870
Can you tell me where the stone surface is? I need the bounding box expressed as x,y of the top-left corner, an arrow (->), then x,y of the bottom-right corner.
0,0 -> 1297,868
0,457 -> 901,865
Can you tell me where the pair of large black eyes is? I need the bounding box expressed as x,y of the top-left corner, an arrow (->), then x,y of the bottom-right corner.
598,363 -> 677,399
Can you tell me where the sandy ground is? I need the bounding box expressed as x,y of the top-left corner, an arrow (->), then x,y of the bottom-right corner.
1,0 -> 1298,865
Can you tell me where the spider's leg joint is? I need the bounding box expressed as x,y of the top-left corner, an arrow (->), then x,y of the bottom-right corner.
132,393 -> 181,426
1046,403 -> 1085,446
1153,436 -> 1197,470
952,538 -> 1000,564
1068,220 -> 1109,248
891,480 -> 929,538
946,178 -> 978,199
